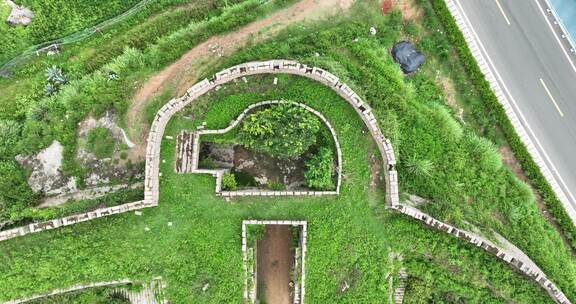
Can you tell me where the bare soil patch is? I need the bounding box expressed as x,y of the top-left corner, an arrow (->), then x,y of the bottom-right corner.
396,0 -> 423,21
381,0 -> 393,14
437,75 -> 464,122
256,225 -> 294,304
200,143 -> 306,189
127,0 -> 355,159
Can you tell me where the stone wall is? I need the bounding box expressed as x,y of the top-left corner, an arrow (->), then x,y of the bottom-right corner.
3,279 -> 132,304
176,100 -> 343,197
241,220 -> 307,304
0,200 -> 155,242
3,277 -> 167,304
393,204 -> 571,304
145,60 -> 399,209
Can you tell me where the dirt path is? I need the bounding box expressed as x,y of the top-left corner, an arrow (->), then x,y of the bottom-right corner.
256,225 -> 294,304
126,0 -> 354,161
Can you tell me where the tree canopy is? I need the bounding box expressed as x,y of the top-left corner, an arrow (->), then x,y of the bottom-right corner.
239,104 -> 321,158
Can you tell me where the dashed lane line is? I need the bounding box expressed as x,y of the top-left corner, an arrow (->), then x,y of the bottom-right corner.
539,78 -> 565,117
495,0 -> 511,25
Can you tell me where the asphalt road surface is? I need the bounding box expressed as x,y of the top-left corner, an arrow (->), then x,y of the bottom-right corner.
455,0 -> 576,220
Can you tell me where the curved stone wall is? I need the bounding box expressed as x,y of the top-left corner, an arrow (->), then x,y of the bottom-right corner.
3,279 -> 133,304
144,60 -> 399,207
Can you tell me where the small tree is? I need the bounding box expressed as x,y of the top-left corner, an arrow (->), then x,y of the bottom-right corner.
304,147 -> 335,190
0,160 -> 37,222
239,104 -> 321,158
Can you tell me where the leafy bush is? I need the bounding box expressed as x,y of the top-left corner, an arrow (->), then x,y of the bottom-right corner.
221,172 -> 237,191
304,147 -> 335,190
239,104 -> 321,158
0,160 -> 37,222
86,127 -> 115,159
0,120 -> 22,159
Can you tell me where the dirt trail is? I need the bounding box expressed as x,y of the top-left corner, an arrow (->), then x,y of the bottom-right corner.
126,0 -> 354,160
256,225 -> 294,304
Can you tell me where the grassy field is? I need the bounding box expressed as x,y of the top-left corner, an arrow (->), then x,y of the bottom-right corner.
0,73 -> 553,303
0,0 -> 575,303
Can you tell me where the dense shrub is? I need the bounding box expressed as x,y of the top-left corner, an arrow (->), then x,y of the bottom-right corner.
0,160 -> 37,222
0,120 -> 22,159
304,147 -> 335,190
221,172 -> 237,191
238,104 -> 321,158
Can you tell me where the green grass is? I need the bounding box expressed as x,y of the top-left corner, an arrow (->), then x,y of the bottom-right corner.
27,285 -> 130,303
0,73 -> 553,303
86,127 -> 115,159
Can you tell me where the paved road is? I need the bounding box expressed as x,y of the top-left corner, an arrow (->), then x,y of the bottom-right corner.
456,0 -> 576,221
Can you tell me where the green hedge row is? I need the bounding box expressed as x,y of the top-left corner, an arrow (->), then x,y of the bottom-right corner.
429,0 -> 576,249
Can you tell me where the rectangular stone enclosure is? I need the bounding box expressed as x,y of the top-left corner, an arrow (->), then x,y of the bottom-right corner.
242,220 -> 307,304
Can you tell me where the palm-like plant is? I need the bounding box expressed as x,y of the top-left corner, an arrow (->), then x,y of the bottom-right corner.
44,83 -> 57,96
45,66 -> 68,85
405,155 -> 434,178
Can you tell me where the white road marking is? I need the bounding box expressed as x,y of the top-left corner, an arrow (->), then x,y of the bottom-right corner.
455,0 -> 576,215
535,0 -> 576,74
495,0 -> 511,25
539,78 -> 564,117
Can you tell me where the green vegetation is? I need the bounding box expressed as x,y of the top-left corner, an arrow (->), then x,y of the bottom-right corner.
425,0 -> 576,250
27,285 -> 130,304
304,147 -> 335,190
222,172 -> 237,191
0,160 -> 38,223
0,0 -> 575,303
246,224 -> 265,247
0,0 -> 296,220
0,0 -> 141,65
86,127 -> 115,159
202,103 -> 338,190
239,104 -> 321,158
4,187 -> 143,229
0,71 -> 554,302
